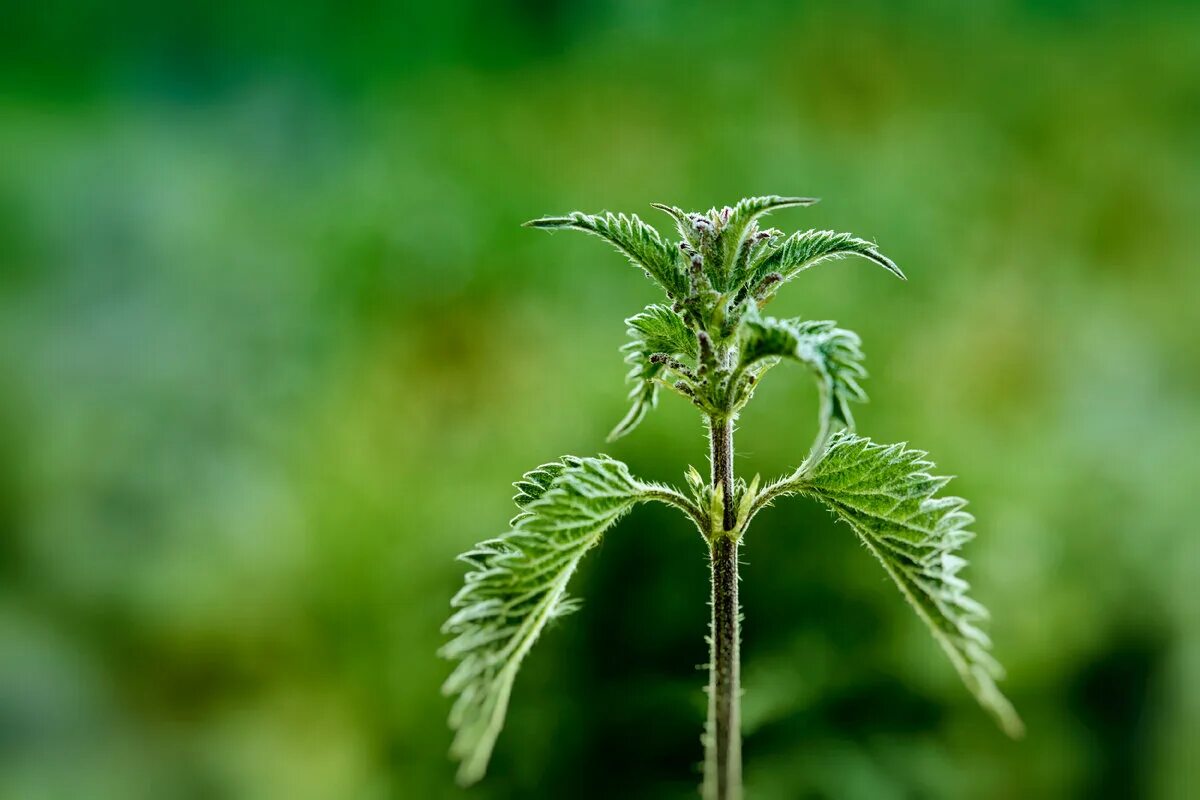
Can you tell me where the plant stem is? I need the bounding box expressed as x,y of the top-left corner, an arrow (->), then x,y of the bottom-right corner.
704,415 -> 742,800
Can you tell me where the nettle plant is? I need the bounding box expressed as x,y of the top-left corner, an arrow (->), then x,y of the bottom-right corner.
441,197 -> 1022,798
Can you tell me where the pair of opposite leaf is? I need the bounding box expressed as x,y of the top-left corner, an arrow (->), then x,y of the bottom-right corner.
441,196 -> 1023,786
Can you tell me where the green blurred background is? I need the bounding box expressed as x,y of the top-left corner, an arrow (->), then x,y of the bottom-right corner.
2,1 -> 1198,798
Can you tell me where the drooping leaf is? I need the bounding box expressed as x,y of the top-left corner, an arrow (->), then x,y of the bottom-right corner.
750,229 -> 905,301
738,312 -> 868,433
441,456 -> 696,785
792,432 -> 1024,738
610,304 -> 697,441
525,211 -> 687,298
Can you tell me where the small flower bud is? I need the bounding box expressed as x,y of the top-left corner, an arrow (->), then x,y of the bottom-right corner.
753,272 -> 783,300
753,228 -> 781,244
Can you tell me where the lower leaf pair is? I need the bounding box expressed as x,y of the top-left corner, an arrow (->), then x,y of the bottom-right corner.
441,434 -> 1022,786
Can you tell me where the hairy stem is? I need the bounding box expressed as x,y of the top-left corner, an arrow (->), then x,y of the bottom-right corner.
710,415 -> 735,532
704,415 -> 742,800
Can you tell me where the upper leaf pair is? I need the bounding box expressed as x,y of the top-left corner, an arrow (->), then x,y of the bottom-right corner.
528,199 -> 903,441
526,197 -> 904,307
612,306 -> 869,444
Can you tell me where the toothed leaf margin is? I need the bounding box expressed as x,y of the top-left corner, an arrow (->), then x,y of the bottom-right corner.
794,432 -> 1023,737
442,455 -> 693,784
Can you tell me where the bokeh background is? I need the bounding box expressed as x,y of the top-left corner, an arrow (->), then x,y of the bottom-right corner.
2,1 -> 1198,798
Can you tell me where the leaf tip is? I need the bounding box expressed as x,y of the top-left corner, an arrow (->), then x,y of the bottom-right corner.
871,251 -> 906,280
523,216 -> 572,229
992,698 -> 1026,739
1005,713 -> 1027,739
455,762 -> 486,788
649,202 -> 685,222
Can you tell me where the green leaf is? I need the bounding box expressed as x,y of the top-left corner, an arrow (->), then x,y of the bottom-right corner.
722,196 -> 817,286
738,313 -> 868,433
750,229 -> 905,300
795,433 -> 1024,738
526,211 -> 687,298
648,202 -> 693,243
727,195 -> 820,229
611,304 -> 697,441
441,456 -> 696,784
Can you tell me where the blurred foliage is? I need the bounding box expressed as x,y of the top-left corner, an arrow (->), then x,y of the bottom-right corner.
1,1 -> 1198,798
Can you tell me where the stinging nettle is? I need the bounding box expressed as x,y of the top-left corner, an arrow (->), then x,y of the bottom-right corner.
440,196 -> 1022,799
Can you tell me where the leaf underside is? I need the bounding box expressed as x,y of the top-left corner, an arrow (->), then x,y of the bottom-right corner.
740,313 -> 867,430
441,456 -> 655,785
798,432 -> 1024,737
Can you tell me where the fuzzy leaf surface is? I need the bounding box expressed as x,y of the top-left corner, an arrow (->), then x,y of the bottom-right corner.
611,304 -> 697,440
751,229 -> 905,299
442,456 -> 691,784
726,195 -> 819,230
790,432 -> 1023,737
526,211 -> 686,298
721,196 -> 817,283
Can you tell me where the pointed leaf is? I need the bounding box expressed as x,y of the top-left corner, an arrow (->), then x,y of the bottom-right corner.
526,211 -> 687,298
751,229 -> 904,301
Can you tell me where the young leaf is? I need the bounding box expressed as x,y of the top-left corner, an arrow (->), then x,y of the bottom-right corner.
716,196 -> 813,286
727,195 -> 820,230
611,304 -> 698,441
648,202 -> 694,243
442,456 -> 698,785
525,211 -> 687,298
738,313 -> 868,455
750,229 -> 905,303
792,433 -> 1024,738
